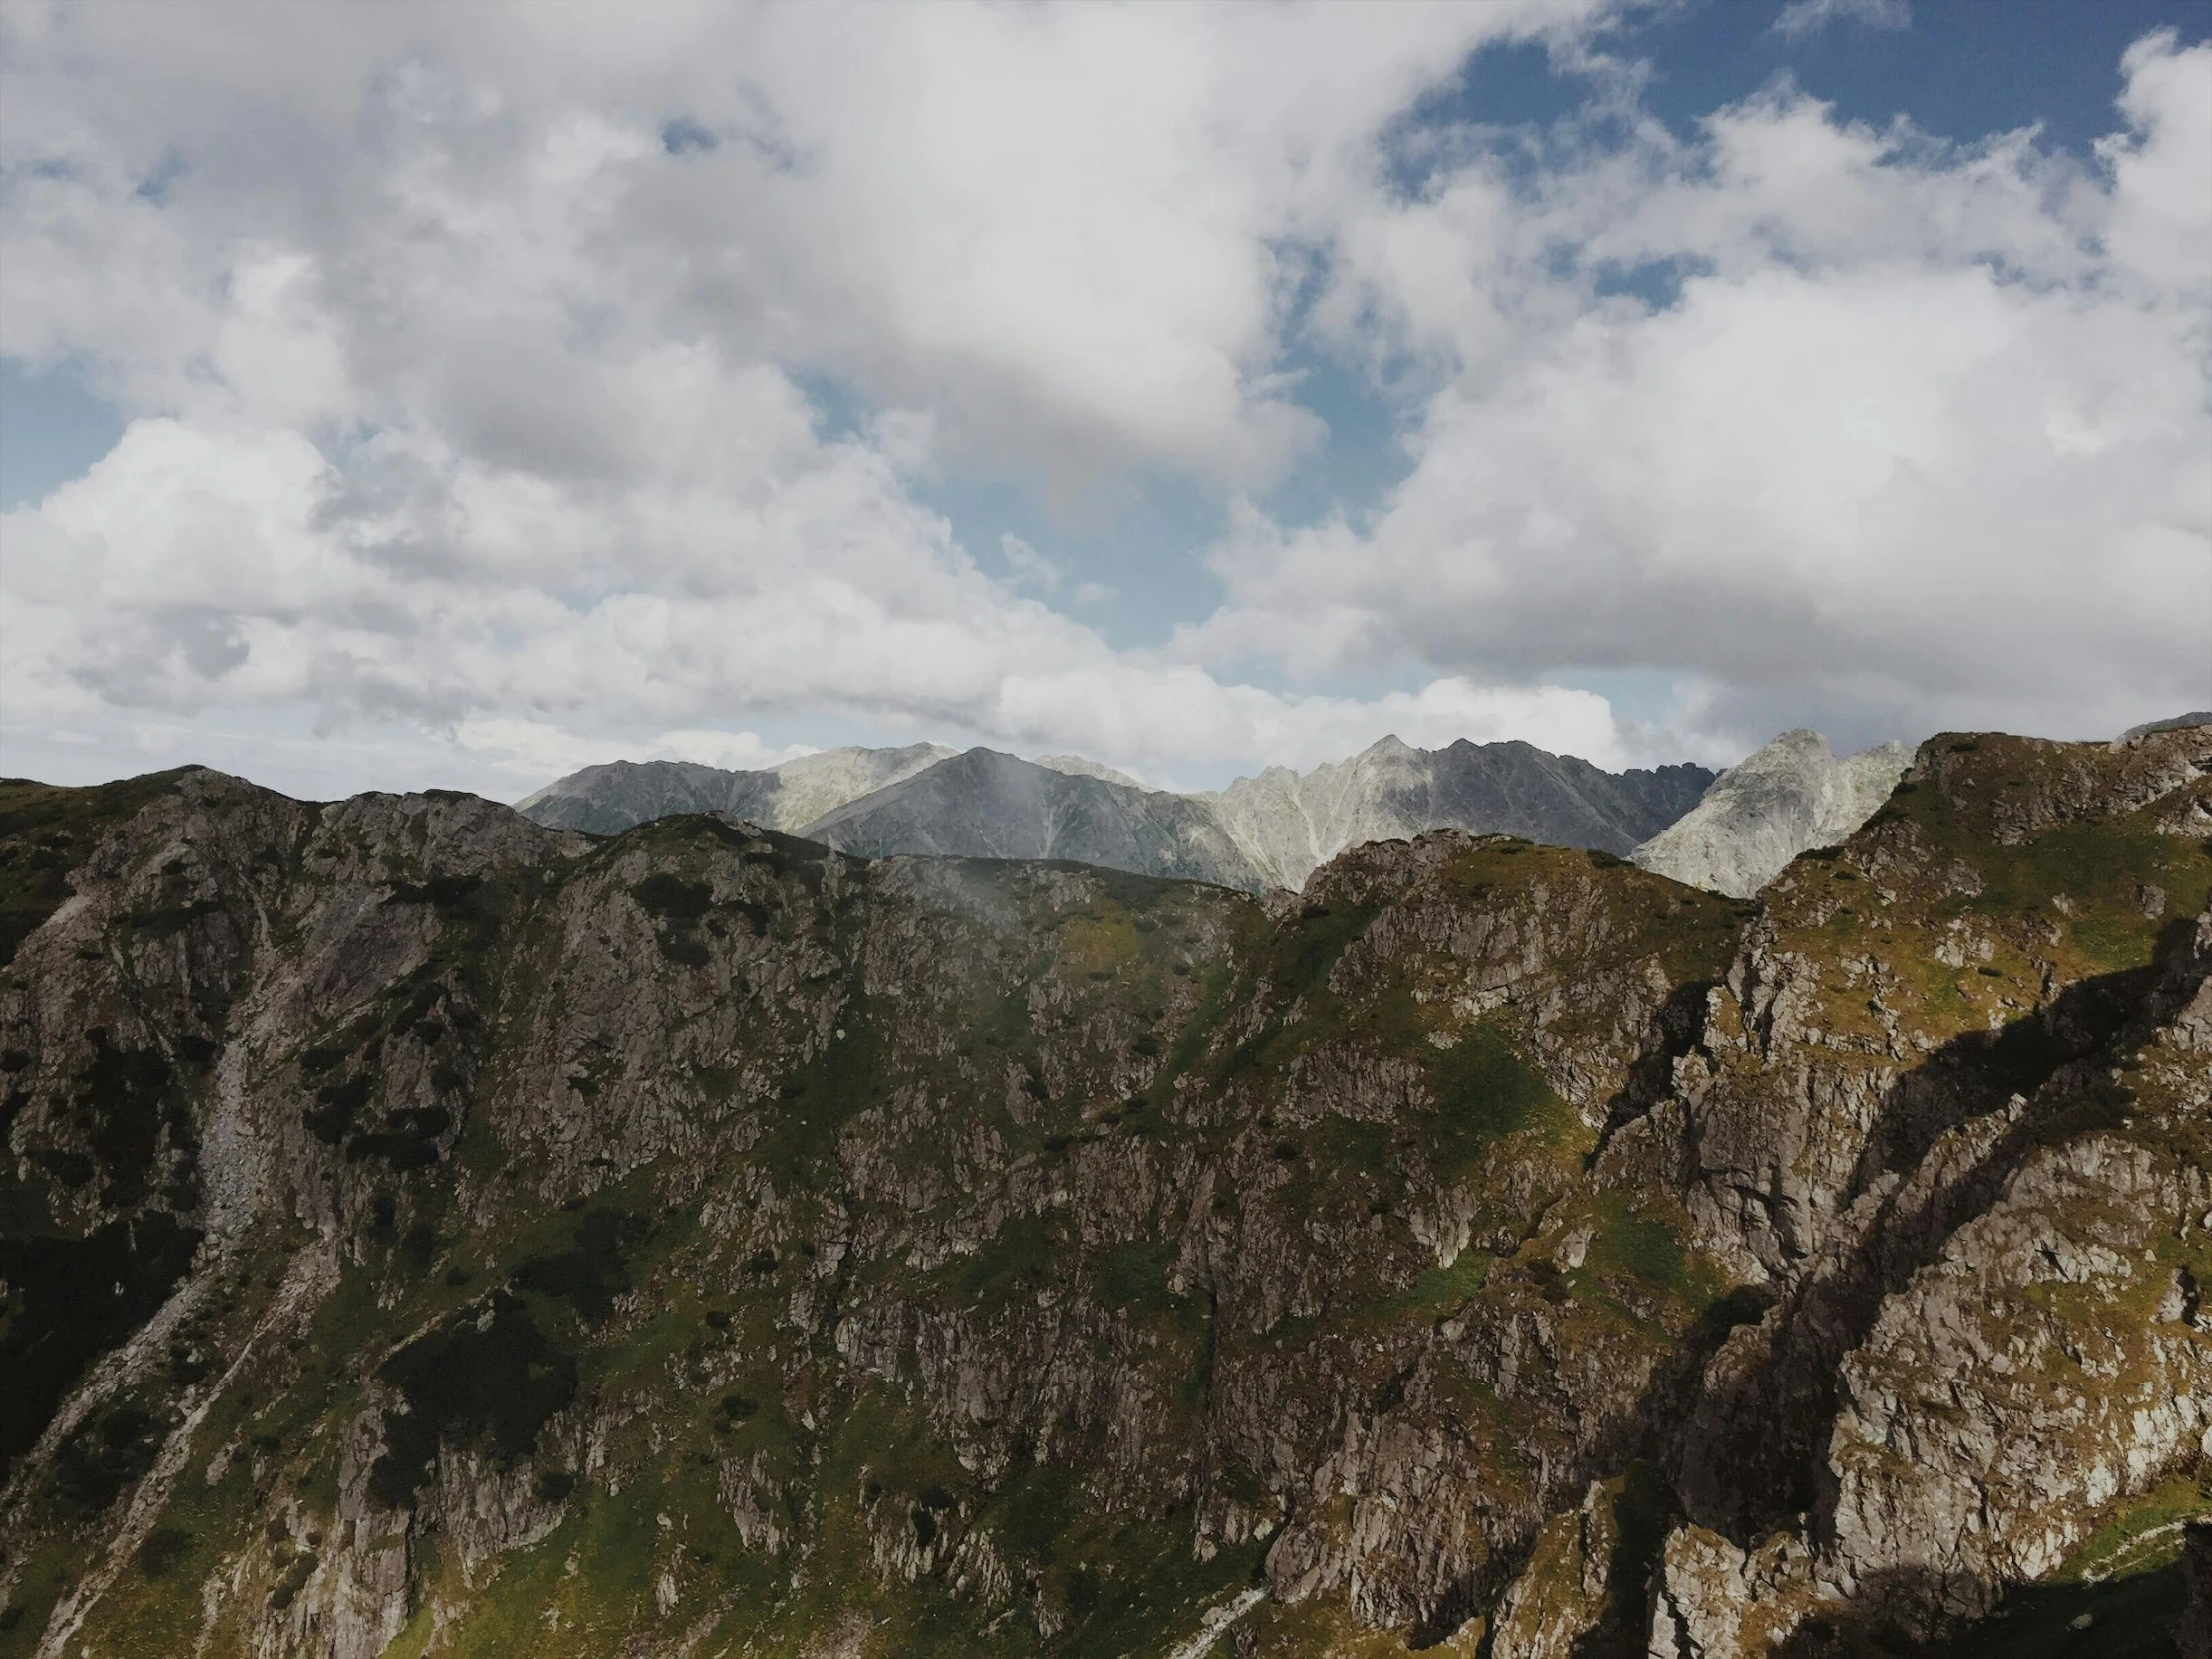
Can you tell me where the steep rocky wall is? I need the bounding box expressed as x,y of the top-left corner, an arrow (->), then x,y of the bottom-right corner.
1,727 -> 2205,1657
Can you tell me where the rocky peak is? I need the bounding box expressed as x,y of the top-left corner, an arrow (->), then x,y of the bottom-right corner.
1631,728 -> 1912,897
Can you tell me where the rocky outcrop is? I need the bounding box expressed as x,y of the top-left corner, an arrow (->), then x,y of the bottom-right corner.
1630,730 -> 1909,898
1208,734 -> 1714,891
1488,1478 -> 1624,1658
2,721 -> 2204,1657
1623,724 -> 2212,1651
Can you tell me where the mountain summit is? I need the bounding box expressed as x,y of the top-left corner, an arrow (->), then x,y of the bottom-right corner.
513,744 -> 956,837
1630,730 -> 1911,898
1206,734 -> 1713,890
516,736 -> 1716,893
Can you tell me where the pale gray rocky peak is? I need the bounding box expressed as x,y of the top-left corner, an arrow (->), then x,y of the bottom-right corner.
1032,754 -> 1147,789
518,733 -> 1713,891
1629,728 -> 1911,898
799,747 -> 1259,887
512,743 -> 955,836
1207,733 -> 1712,892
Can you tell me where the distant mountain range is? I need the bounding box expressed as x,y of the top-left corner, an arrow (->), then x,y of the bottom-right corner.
517,734 -> 1720,892
514,728 -> 1955,896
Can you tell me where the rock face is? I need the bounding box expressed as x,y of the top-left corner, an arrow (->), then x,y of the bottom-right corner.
519,735 -> 1714,894
802,748 -> 1265,888
1630,729 -> 1910,899
1,723 -> 2205,1658
513,742 -> 956,835
1207,735 -> 1715,892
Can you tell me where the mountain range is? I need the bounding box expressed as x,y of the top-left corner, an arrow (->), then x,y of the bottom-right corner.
518,735 -> 1719,894
2,719 -> 2205,1656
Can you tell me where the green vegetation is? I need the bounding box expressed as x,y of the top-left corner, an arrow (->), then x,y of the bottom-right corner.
0,770 -> 191,967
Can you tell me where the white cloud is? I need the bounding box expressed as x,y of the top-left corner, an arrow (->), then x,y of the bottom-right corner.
1193,38 -> 2212,749
0,3 -> 2202,804
1772,0 -> 1910,42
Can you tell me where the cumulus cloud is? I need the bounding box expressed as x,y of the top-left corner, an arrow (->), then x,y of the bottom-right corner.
1,0 -> 1644,799
0,1 -> 2202,803
1194,33 -> 2212,749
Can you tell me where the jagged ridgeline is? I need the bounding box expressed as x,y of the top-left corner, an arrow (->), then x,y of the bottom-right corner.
0,727 -> 2206,1658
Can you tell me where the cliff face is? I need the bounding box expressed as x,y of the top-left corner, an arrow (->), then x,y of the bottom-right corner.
0,724 -> 2204,1659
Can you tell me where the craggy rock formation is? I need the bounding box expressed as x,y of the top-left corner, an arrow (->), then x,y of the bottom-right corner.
521,734 -> 1716,895
1203,734 -> 1714,891
0,723 -> 2204,1658
1630,730 -> 1910,899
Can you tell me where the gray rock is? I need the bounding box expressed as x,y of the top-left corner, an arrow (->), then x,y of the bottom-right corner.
800,748 -> 1264,888
1630,730 -> 1909,898
519,734 -> 1713,893
2115,710 -> 2212,750
1205,735 -> 1713,892
513,743 -> 956,835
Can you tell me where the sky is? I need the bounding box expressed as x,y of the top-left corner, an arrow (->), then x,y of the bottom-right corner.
1,0 -> 2207,803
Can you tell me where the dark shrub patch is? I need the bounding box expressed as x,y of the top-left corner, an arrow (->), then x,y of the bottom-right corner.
305,1074 -> 371,1144
167,1340 -> 210,1385
267,1550 -> 318,1610
0,1213 -> 200,1478
137,1526 -> 191,1576
368,1292 -> 577,1509
347,1106 -> 451,1169
533,1467 -> 576,1504
512,1208 -> 648,1321
630,874 -> 712,922
73,1033 -> 177,1208
35,1149 -> 93,1189
399,1222 -> 436,1278
53,1403 -> 163,1513
657,931 -> 711,968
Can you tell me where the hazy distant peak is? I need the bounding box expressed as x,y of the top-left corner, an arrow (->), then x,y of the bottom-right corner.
1034,753 -> 1146,789
1631,730 -> 1910,897
513,743 -> 955,837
